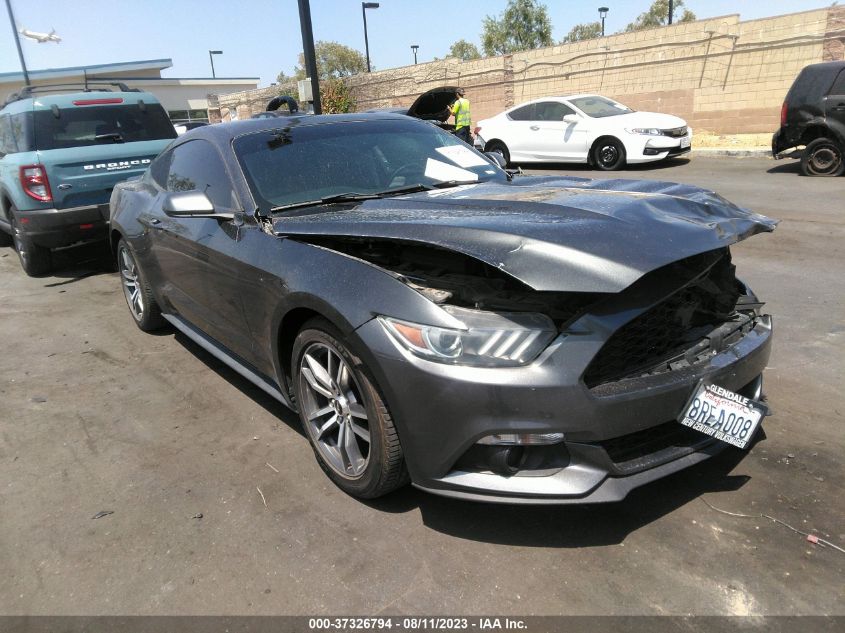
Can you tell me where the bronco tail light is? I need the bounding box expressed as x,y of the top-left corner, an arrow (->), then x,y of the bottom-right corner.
781,101 -> 787,127
19,165 -> 52,202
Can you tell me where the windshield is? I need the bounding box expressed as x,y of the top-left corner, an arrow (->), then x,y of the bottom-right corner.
569,96 -> 633,118
32,103 -> 177,150
233,119 -> 506,213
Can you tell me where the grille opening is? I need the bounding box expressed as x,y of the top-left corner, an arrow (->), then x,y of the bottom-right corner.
583,249 -> 744,388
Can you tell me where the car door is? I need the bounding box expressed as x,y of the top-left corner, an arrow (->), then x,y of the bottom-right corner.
500,103 -> 538,161
147,139 -> 255,361
531,101 -> 590,162
824,68 -> 845,127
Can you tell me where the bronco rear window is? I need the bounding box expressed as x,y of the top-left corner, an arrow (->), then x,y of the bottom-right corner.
32,103 -> 177,150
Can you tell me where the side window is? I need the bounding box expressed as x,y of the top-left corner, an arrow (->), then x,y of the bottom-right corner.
507,104 -> 536,121
535,102 -> 575,122
829,69 -> 845,96
165,140 -> 236,210
0,115 -> 12,156
149,149 -> 173,188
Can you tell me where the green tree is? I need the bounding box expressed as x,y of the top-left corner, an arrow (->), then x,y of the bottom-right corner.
449,39 -> 482,60
320,79 -> 355,114
481,0 -> 553,56
625,0 -> 696,32
283,41 -> 369,81
561,22 -> 603,43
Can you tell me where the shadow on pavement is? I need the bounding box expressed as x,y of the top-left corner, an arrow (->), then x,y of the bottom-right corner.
171,330 -> 304,436
367,448 -> 750,547
766,161 -> 802,175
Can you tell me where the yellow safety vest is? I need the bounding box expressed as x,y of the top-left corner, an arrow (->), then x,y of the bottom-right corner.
451,98 -> 471,129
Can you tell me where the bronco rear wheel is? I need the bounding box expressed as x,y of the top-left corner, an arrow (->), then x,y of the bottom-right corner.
801,138 -> 844,177
11,207 -> 52,276
292,318 -> 408,499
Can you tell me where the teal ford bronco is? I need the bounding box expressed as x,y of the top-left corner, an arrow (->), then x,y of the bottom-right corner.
0,83 -> 176,275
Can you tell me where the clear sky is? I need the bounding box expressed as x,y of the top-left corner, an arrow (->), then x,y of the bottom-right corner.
0,0 -> 832,86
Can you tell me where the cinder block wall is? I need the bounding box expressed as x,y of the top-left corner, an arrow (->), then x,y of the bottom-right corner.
213,7 -> 844,135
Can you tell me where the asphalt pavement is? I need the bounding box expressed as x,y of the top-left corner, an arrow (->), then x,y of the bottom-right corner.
0,156 -> 842,616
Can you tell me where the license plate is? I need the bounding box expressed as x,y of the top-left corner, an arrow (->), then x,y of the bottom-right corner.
678,383 -> 767,450
680,136 -> 691,148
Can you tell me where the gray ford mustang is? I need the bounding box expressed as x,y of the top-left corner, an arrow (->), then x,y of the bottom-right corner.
109,113 -> 777,504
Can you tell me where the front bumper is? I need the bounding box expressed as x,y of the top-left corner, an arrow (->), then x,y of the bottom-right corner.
627,132 -> 692,163
354,313 -> 772,504
16,204 -> 110,249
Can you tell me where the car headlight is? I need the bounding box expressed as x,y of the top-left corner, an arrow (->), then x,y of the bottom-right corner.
626,127 -> 662,136
379,305 -> 557,367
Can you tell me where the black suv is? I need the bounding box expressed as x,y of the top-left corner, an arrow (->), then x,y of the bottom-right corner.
773,61 -> 845,176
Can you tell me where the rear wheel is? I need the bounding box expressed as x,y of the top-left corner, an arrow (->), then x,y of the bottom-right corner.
11,207 -> 52,276
117,238 -> 166,331
800,138 -> 844,177
484,140 -> 511,166
292,318 -> 408,499
592,137 -> 626,171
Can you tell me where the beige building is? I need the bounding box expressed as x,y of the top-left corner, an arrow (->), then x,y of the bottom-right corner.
0,58 -> 259,122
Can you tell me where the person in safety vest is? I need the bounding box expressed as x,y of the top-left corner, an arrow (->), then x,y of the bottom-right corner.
450,88 -> 472,143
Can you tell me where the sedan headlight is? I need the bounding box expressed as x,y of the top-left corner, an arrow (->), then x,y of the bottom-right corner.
379,305 -> 557,367
626,127 -> 662,136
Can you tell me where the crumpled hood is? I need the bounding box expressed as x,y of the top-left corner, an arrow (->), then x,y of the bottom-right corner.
272,176 -> 777,293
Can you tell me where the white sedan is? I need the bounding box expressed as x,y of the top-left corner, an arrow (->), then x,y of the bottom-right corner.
474,94 -> 692,170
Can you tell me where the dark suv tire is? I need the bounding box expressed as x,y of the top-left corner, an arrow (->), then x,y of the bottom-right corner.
11,207 -> 52,276
800,137 -> 845,177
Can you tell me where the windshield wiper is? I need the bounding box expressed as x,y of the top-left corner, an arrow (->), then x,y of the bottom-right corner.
270,192 -> 382,213
431,179 -> 480,188
94,132 -> 124,143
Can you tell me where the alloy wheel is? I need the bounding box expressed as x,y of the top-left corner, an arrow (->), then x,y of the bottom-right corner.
599,144 -> 619,167
298,342 -> 371,479
119,244 -> 145,321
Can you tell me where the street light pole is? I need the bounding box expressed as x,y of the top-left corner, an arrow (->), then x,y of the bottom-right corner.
411,44 -> 419,65
598,7 -> 609,37
668,0 -> 674,25
209,50 -> 222,78
362,2 -> 379,73
4,0 -> 30,86
297,0 -> 322,114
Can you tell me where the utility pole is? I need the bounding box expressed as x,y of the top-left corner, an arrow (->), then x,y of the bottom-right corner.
4,0 -> 30,86
668,0 -> 674,25
297,0 -> 321,114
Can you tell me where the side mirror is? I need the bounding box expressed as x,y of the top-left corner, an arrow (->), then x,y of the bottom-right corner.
563,114 -> 579,124
161,191 -> 233,219
485,151 -> 507,169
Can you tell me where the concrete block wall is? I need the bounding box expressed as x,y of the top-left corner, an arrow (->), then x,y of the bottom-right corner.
213,8 -> 844,135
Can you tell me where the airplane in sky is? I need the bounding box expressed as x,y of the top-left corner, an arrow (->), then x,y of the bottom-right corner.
19,28 -> 62,44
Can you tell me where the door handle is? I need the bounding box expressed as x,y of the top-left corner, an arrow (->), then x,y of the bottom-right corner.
530,125 -> 540,131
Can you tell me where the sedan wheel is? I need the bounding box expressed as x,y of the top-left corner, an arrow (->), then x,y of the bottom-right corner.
117,238 -> 166,331
292,319 -> 408,498
593,138 -> 626,171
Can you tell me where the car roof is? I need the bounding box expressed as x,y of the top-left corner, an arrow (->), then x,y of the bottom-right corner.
2,90 -> 162,113
183,112 -> 423,145
506,94 -> 610,110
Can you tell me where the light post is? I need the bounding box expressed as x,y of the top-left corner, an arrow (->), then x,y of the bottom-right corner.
4,0 -> 30,86
362,2 -> 379,73
411,44 -> 419,65
598,7 -> 609,37
208,50 -> 222,78
668,0 -> 674,25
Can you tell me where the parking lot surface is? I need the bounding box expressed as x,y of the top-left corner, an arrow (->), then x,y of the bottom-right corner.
0,156 -> 842,616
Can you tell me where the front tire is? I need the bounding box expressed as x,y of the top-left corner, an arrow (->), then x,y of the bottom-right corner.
117,238 -> 166,331
484,140 -> 511,167
800,138 -> 844,177
11,207 -> 52,276
592,137 -> 626,171
292,318 -> 408,499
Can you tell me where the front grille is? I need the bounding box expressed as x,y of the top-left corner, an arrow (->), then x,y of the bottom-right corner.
595,421 -> 712,474
662,126 -> 688,138
583,251 -> 741,388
